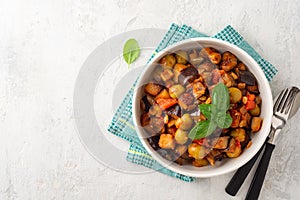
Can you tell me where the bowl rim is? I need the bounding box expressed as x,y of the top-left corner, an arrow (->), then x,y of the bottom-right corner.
132,37 -> 273,178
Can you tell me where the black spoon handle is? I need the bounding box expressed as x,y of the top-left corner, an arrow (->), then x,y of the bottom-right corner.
225,143 -> 265,196
245,142 -> 275,200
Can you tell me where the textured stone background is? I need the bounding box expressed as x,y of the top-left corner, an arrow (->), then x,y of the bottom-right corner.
1,0 -> 300,199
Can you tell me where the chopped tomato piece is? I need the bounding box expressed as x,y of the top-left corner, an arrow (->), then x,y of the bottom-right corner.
235,139 -> 241,147
247,94 -> 255,101
193,138 -> 210,147
156,98 -> 177,110
245,100 -> 256,110
193,138 -> 205,145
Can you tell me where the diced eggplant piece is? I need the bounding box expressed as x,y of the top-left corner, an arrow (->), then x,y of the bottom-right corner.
221,51 -> 238,71
166,104 -> 182,117
211,69 -> 222,84
165,80 -> 175,88
166,126 -> 176,135
199,62 -> 215,72
193,81 -> 206,99
212,136 -> 230,149
238,70 -> 256,86
181,151 -> 192,160
178,92 -> 195,110
175,157 -> 187,165
141,95 -> 152,112
150,117 -> 164,132
199,47 -> 221,65
206,154 -> 215,166
148,104 -> 162,117
160,69 -> 174,82
140,113 -> 150,127
146,95 -> 155,105
152,66 -> 163,82
247,85 -> 259,94
222,73 -> 235,87
237,62 -> 247,71
178,67 -> 199,85
213,153 -> 224,162
175,145 -> 188,156
173,63 -> 188,82
189,49 -> 204,65
188,107 -> 200,117
147,135 -> 161,150
209,149 -> 224,161
157,149 -> 175,161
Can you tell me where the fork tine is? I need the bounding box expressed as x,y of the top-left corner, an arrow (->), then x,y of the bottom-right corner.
283,87 -> 299,114
274,88 -> 289,112
278,88 -> 293,112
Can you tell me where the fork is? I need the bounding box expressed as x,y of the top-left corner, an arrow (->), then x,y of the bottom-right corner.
225,87 -> 300,198
245,87 -> 300,200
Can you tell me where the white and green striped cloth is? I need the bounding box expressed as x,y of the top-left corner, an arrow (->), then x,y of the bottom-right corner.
108,23 -> 277,182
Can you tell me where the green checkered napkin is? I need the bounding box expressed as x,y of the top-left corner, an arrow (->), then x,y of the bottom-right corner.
108,23 -> 278,182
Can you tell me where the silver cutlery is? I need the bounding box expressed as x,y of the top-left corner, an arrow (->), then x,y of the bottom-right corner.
225,87 -> 300,199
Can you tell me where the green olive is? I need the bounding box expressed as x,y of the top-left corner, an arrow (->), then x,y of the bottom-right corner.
175,50 -> 188,64
228,87 -> 242,103
161,54 -> 176,68
226,138 -> 242,158
174,129 -> 189,144
179,113 -> 193,130
192,158 -> 209,167
169,84 -> 185,99
188,143 -> 207,159
175,145 -> 187,156
249,104 -> 261,116
230,128 -> 246,142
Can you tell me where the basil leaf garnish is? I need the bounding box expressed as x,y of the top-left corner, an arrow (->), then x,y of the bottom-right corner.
189,82 -> 233,140
123,39 -> 140,67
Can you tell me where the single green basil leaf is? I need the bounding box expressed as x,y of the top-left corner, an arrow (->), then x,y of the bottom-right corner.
123,39 -> 140,66
215,112 -> 233,128
199,104 -> 211,120
210,104 -> 217,120
212,83 -> 230,112
188,120 -> 217,140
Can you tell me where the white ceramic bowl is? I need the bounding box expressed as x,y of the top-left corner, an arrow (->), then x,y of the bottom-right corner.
132,38 -> 273,178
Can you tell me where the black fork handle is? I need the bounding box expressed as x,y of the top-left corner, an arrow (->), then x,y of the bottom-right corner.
225,142 -> 265,196
245,142 -> 275,200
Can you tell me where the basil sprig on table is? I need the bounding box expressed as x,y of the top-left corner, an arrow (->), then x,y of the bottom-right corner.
189,83 -> 233,140
123,38 -> 140,68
